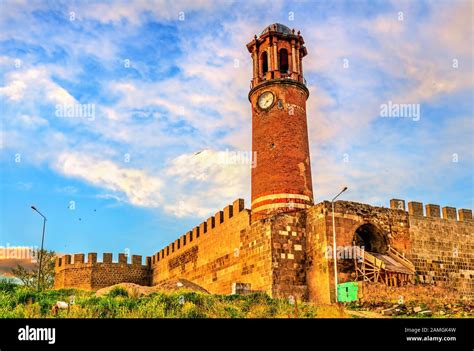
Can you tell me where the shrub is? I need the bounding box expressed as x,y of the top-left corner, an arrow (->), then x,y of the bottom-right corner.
181,302 -> 206,318
0,280 -> 17,293
0,286 -> 327,319
107,287 -> 129,298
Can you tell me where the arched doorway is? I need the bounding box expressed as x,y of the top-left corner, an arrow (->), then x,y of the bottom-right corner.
353,223 -> 388,254
352,223 -> 415,286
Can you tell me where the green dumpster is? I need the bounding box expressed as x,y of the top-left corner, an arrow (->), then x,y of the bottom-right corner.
337,282 -> 359,302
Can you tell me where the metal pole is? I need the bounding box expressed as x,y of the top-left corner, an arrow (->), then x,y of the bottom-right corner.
32,206 -> 47,291
331,187 -> 347,303
332,200 -> 338,303
37,217 -> 46,291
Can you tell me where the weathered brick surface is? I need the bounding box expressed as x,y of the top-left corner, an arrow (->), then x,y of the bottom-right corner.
151,201 -> 274,295
408,201 -> 424,216
54,253 -> 151,290
305,203 -> 332,304
459,209 -> 473,222
407,215 -> 474,297
426,204 -> 441,218
442,206 -> 457,220
269,212 -> 307,299
250,81 -> 313,217
390,199 -> 406,210
54,198 -> 473,302
304,200 -> 474,303
305,201 -> 410,304
248,26 -> 313,222
52,26 -> 474,304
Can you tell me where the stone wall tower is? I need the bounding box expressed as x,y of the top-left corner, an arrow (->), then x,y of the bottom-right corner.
247,23 -> 313,221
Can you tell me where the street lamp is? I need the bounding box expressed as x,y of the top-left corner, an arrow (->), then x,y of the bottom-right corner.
331,186 -> 348,303
31,205 -> 47,291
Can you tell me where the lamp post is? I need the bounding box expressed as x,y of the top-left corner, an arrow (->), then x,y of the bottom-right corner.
331,186 -> 347,303
31,206 -> 47,291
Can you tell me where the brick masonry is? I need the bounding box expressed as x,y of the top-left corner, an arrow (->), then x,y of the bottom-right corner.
54,198 -> 473,303
304,200 -> 411,303
407,214 -> 473,295
54,253 -> 150,290
248,24 -> 313,222
150,199 -> 274,295
53,24 -> 474,303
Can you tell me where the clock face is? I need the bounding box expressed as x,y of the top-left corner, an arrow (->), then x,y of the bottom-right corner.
258,91 -> 274,110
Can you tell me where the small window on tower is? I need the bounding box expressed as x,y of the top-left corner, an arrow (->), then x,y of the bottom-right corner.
279,49 -> 289,74
261,52 -> 268,75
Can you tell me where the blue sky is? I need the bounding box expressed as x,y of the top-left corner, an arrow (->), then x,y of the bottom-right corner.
0,0 -> 472,258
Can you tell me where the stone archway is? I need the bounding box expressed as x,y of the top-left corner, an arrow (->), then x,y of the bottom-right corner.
353,223 -> 389,254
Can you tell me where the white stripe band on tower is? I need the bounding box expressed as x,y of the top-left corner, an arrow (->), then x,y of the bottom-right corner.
251,193 -> 312,207
252,202 -> 311,213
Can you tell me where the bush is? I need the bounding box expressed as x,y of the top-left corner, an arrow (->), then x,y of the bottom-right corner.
0,280 -> 18,293
0,286 -> 328,318
107,287 -> 129,298
16,289 -> 37,304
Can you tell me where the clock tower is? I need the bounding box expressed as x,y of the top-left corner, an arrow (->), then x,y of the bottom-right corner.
247,23 -> 313,221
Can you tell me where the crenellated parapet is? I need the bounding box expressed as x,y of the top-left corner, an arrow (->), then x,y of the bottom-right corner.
54,252 -> 152,290
390,198 -> 472,222
55,252 -> 151,268
390,199 -> 474,295
151,199 -> 247,266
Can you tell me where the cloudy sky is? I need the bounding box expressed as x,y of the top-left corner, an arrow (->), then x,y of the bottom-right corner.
0,0 -> 472,258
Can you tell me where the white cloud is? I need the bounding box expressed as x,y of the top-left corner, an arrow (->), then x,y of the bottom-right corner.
15,114 -> 49,129
0,68 -> 76,105
0,0 -> 471,217
81,0 -> 218,25
43,149 -> 249,217
164,149 -> 249,217
55,152 -> 163,207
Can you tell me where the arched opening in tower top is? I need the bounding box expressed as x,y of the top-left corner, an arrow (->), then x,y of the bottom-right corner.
353,223 -> 389,254
261,51 -> 268,76
279,48 -> 289,73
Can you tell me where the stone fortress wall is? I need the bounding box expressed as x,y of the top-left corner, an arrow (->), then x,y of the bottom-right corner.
54,198 -> 473,303
303,199 -> 473,303
54,252 -> 150,290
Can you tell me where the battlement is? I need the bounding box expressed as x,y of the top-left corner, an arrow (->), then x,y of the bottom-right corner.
54,252 -> 151,290
151,199 -> 247,266
55,252 -> 151,269
389,198 -> 472,222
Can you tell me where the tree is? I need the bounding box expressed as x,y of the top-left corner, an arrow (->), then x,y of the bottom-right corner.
11,249 -> 55,290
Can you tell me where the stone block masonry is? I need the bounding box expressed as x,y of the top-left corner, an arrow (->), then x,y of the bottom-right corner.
151,199 -> 275,296
405,202 -> 474,297
396,200 -> 473,297
54,197 -> 473,304
304,199 -> 473,303
54,252 -> 151,290
270,211 -> 308,299
52,23 -> 473,304
305,200 -> 410,303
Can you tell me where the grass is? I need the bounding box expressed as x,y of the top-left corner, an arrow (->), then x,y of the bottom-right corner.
0,282 -> 346,318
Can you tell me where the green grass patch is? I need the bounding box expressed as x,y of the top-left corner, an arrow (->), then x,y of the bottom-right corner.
0,281 -> 346,318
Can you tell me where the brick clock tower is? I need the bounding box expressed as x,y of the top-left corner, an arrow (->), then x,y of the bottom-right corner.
247,23 -> 313,221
